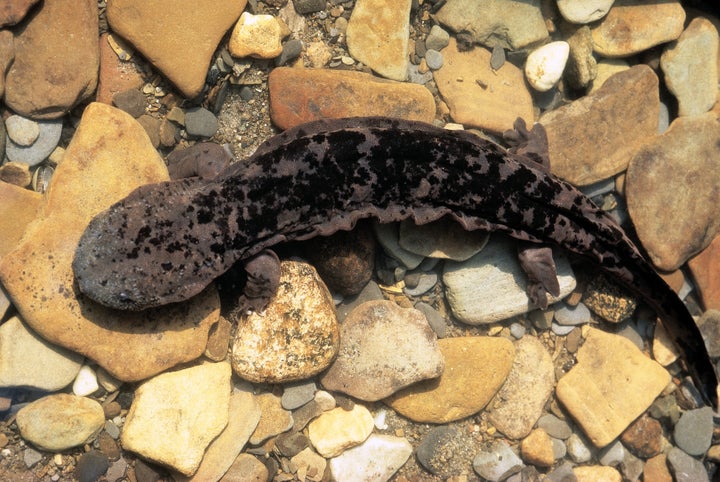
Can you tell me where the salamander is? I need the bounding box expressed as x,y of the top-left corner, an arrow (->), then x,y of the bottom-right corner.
72,116 -> 718,407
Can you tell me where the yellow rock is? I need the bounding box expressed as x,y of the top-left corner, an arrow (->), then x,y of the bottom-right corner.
573,465 -> 622,482
520,428 -> 555,467
228,12 -> 288,59
307,405 -> 374,457
0,181 -> 41,259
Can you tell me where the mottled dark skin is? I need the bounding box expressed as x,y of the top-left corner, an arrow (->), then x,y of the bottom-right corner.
72,116 -> 718,407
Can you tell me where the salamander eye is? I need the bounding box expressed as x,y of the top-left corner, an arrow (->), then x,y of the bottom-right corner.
117,291 -> 133,303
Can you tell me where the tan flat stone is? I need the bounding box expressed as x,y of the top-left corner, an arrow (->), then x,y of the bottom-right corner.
556,328 -> 670,447
0,181 -> 42,259
0,102 -> 219,382
433,38 -> 534,134
268,67 -> 435,130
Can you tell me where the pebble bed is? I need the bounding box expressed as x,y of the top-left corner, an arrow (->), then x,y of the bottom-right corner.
0,0 -> 719,481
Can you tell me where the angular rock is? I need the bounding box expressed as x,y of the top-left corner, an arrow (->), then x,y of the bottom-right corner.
346,0 -> 411,81
107,0 -> 246,98
229,12 -> 287,59
121,362 -> 232,476
473,441 -> 524,482
653,319 -> 679,366
661,17 -> 719,117
0,103 -> 220,382
434,38 -> 533,134
620,414 -> 663,458
249,392 -> 293,445
689,236 -> 720,310
16,394 -> 104,452
521,429 -> 555,467
307,405 -> 374,457
564,25 -> 598,90
436,0 -> 547,50
0,181 -> 42,258
0,30 -> 12,98
443,235 -> 576,324
5,0 -> 98,119
220,454 -> 268,481
556,328 -> 671,447
290,447 -> 326,482
573,466 -> 622,481
232,261 -> 339,383
329,434 -> 412,481
174,391 -> 261,482
398,217 -> 489,261
96,33 -> 145,105
385,336 -> 514,423
540,65 -> 659,186
644,454 -> 672,482
557,0 -> 613,24
487,337 -> 554,439
591,0 -> 686,57
320,300 -> 443,402
268,67 -> 435,130
626,112 -> 720,270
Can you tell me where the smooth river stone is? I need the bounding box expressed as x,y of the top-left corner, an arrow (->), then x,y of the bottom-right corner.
0,102 -> 220,382
0,181 -> 42,258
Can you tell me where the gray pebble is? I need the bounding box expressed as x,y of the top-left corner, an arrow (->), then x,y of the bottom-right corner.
490,45 -> 505,70
184,107 -> 218,138
554,302 -> 590,326
617,321 -> 644,350
509,322 -> 526,339
104,420 -> 121,440
545,461 -> 575,482
6,115 -> 39,146
598,439 -> 624,466
551,322 -> 574,336
416,426 -> 458,475
294,0 -> 326,14
6,119 -> 62,166
76,450 -> 109,482
620,450 -> 644,482
414,301 -> 447,338
473,440 -> 524,482
536,414 -> 572,439
425,49 -> 443,70
276,39 -> 303,66
112,89 -> 146,118
274,431 -> 310,457
403,272 -> 437,296
528,309 -> 553,330
415,39 -> 427,58
23,447 -> 42,468
408,63 -> 433,85
673,406 -> 713,456
281,380 -> 317,410
667,447 -> 710,482
566,433 -> 592,463
425,25 -> 450,51
551,438 -> 566,460
239,86 -> 254,101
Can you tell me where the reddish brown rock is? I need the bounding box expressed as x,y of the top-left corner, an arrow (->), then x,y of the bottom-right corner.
107,0 -> 246,99
268,67 -> 435,130
620,414 -> 663,458
0,29 -> 13,98
591,0 -> 685,57
0,181 -> 41,259
540,65 -> 659,186
96,33 -> 145,105
688,232 -> 720,311
5,0 -> 98,119
0,103 -> 219,382
0,0 -> 39,27
434,38 -> 533,134
626,112 -> 720,271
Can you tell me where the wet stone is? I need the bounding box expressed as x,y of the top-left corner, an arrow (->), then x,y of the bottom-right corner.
416,426 -> 459,475
473,440 -> 524,482
667,447 -> 710,482
184,107 -> 219,138
5,119 -> 63,167
111,89 -> 146,118
673,406 -> 713,456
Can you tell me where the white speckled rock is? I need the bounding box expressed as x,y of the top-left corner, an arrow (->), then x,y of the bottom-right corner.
525,41 -> 570,92
557,0 -> 614,24
330,434 -> 412,481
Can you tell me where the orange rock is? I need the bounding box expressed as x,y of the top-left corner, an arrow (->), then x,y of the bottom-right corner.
643,454 -> 673,482
95,33 -> 145,105
0,103 -> 219,382
0,181 -> 41,259
521,429 -> 555,467
268,67 -> 435,130
688,234 -> 720,311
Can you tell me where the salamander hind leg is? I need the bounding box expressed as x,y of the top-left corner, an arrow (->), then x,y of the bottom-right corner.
503,117 -> 550,171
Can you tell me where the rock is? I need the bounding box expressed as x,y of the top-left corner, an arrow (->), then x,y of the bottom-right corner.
0,103 -> 220,383
698,310 -> 720,359
5,0 -> 98,119
573,465 -> 622,482
581,273 -> 637,323
0,0 -> 39,27
590,58 -> 630,92
554,302 -> 591,326
385,336 -> 514,423
329,434 -> 412,481
673,406 -> 713,456
268,67 -> 435,130
436,0 -> 547,50
16,394 -> 104,451
398,217 -> 489,261
0,162 -> 31,187
557,0 -> 613,24
307,405 -> 374,457
220,453 -> 268,481
5,119 -> 62,166
320,300 -> 443,401
0,181 -> 42,258
204,316 -> 232,362
472,441 -> 524,482
556,328 -> 671,447
590,0 -> 685,57
107,0 -> 246,98
372,221 -> 425,270
232,261 -> 338,383
72,365 -> 99,397
0,315 -> 83,391
76,450 -> 109,482
540,65 -> 659,186
96,33 -> 145,105
424,49 -> 444,70
276,432 -> 311,457
536,414 -> 573,440
6,115 -> 39,146
415,426 -> 459,475
290,447 -> 326,482
521,429 -> 555,467
661,17 -> 719,117
653,320 -> 679,366
643,454 -> 672,482
228,12 -> 288,59
293,0 -> 326,14
166,142 -> 232,180
426,25 -> 450,51
564,25 -> 598,90
346,0 -> 411,81
598,439 -> 624,466
525,41 -> 570,92
282,381 -> 317,410
249,393 -> 293,445
111,88 -> 146,118
184,107 -> 218,138
626,112 -> 720,270
620,414 -> 663,458
443,235 -> 576,324
433,38 -> 533,133
567,433 -> 593,463
292,391 -> 336,432
174,392 -> 261,482
689,236 -> 720,310
121,362 -> 231,476
666,447 -> 710,482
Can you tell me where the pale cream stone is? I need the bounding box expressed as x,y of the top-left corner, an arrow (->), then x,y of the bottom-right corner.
307,405 -> 374,457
